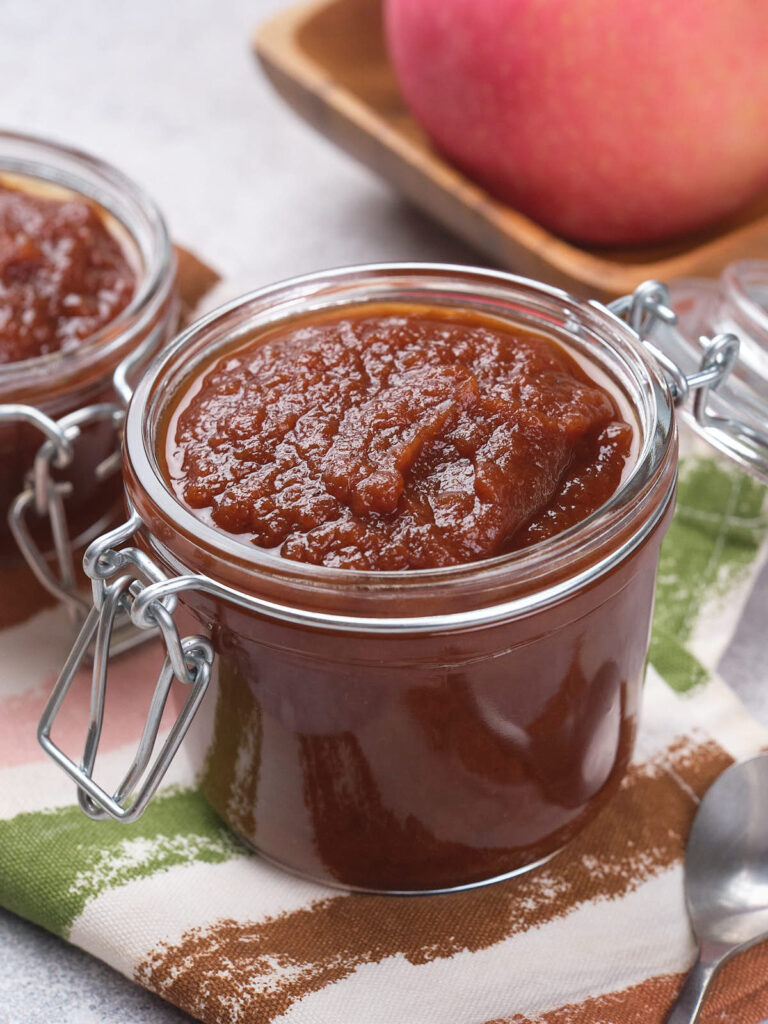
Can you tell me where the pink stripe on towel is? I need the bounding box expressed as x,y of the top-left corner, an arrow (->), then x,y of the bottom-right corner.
0,641 -> 172,768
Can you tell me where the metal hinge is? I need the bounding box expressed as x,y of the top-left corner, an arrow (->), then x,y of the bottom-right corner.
37,513 -> 214,822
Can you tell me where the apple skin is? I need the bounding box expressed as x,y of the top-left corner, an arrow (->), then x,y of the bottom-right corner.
385,0 -> 768,246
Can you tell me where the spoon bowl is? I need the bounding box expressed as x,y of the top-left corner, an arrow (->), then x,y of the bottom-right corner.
666,753 -> 768,1023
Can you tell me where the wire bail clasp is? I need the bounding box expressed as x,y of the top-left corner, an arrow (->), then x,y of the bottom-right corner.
609,280 -> 738,406
4,401 -> 125,625
609,281 -> 768,480
37,513 -> 214,823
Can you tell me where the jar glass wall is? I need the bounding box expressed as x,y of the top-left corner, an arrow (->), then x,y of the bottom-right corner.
0,131 -> 177,624
120,266 -> 678,893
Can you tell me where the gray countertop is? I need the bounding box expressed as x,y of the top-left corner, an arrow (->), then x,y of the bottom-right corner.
0,0 -> 478,1020
0,911 -> 191,1024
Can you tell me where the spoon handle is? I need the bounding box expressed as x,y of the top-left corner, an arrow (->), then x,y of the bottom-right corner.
664,958 -> 720,1024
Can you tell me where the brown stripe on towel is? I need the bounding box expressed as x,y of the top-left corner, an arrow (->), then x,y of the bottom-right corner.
492,934 -> 768,1023
136,737 -> 732,1024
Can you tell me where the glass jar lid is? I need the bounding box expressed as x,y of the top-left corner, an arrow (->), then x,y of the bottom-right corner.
632,265 -> 768,483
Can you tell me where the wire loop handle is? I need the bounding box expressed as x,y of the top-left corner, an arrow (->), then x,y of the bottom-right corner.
609,281 -> 768,479
5,403 -> 125,625
609,280 -> 733,405
38,514 -> 214,823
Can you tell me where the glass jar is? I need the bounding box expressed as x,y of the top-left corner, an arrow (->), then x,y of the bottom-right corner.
0,130 -> 177,626
662,262 -> 768,471
38,265 -> 768,895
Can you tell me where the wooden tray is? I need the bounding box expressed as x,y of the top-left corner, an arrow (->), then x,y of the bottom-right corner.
254,0 -> 768,300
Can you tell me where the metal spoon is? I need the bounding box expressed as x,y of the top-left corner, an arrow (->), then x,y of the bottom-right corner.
665,754 -> 768,1023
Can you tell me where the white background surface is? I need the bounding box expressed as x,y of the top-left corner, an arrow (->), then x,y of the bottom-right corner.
0,0 -> 479,1021
1,0 -> 479,286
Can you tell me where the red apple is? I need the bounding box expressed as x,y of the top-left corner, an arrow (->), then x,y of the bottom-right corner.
385,0 -> 768,245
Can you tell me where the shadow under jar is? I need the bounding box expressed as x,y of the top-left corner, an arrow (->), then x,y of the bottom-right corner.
0,130 -> 177,626
92,264 -> 681,895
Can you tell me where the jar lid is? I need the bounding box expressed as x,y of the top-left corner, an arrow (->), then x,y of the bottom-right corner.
629,265 -> 768,483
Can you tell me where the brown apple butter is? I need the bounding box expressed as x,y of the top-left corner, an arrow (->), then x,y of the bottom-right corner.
0,135 -> 175,630
166,305 -> 633,569
0,181 -> 135,364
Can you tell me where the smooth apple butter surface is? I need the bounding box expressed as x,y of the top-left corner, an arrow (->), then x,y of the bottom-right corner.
0,181 -> 135,364
167,305 -> 632,568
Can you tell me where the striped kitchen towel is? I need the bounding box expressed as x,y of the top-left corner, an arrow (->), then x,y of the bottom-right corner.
1,436 -> 768,1024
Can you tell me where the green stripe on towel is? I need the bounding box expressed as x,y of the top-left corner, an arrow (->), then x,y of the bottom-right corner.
650,457 -> 768,692
0,787 -> 242,936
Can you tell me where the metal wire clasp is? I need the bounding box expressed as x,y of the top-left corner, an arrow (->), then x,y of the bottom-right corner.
3,401 -> 125,625
608,280 -> 738,409
610,281 -> 768,469
37,514 -> 214,822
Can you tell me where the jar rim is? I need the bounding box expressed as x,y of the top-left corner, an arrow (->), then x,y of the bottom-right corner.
124,263 -> 677,620
0,129 -> 174,399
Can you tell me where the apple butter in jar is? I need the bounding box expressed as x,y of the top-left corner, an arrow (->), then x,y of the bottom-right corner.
0,131 -> 176,625
0,180 -> 136,364
166,306 -> 634,569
